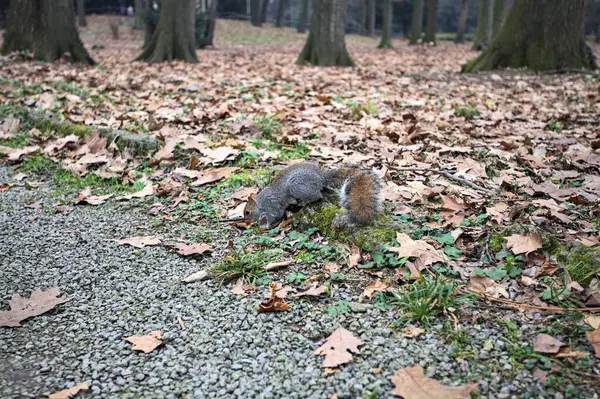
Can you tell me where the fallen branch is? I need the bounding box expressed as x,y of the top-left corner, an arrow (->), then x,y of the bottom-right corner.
396,167 -> 492,193
181,260 -> 293,284
470,290 -> 600,313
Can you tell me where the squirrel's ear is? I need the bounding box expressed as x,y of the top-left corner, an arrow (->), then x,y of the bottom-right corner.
247,195 -> 256,206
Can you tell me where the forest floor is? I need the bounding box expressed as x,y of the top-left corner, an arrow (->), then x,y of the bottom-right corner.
1,16 -> 600,399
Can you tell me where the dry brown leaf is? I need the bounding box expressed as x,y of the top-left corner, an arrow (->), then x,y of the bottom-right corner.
293,282 -> 327,298
362,280 -> 391,299
584,315 -> 600,329
124,331 -> 164,353
200,146 -> 239,164
324,263 -> 340,273
555,347 -> 588,359
403,327 -> 425,338
388,233 -> 447,266
314,327 -> 364,368
0,287 -> 71,328
114,236 -> 161,248
586,327 -> 600,357
533,333 -> 565,354
48,382 -> 90,399
258,282 -> 290,312
0,145 -> 40,161
170,243 -> 212,256
506,233 -> 543,255
75,187 -> 112,206
391,365 -> 477,399
231,279 -> 255,296
177,316 -> 185,329
192,167 -> 240,186
467,275 -> 508,298
532,369 -> 549,383
348,245 -> 361,268
117,183 -> 155,200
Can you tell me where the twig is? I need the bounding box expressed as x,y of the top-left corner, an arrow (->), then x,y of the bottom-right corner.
469,290 -> 600,313
395,167 -> 491,193
483,228 -> 496,265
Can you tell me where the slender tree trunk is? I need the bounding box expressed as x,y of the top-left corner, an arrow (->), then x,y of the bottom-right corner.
472,0 -> 488,50
296,0 -> 354,66
492,0 -> 507,36
423,0 -> 438,44
378,0 -> 393,48
463,0 -> 597,72
77,0 -> 87,27
360,0 -> 367,34
135,0 -> 198,63
207,0 -> 218,45
367,0 -> 375,36
275,0 -> 286,27
134,0 -> 144,29
486,0 -> 494,44
297,0 -> 309,32
1,0 -> 95,64
261,0 -> 269,23
409,0 -> 424,44
455,0 -> 469,43
250,0 -> 262,26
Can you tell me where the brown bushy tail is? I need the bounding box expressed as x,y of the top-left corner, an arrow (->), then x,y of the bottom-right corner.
324,165 -> 383,225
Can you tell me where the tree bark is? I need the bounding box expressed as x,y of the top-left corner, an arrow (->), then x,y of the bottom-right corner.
423,0 -> 438,44
250,0 -> 262,26
472,0 -> 488,50
207,0 -> 218,45
463,0 -> 597,72
77,0 -> 87,27
378,0 -> 393,48
1,0 -> 95,64
275,0 -> 286,27
134,0 -> 144,29
367,0 -> 375,36
492,0 -> 507,36
455,0 -> 469,43
486,0 -> 494,44
261,0 -> 269,23
135,0 -> 198,63
409,0 -> 424,44
296,0 -> 354,66
297,0 -> 309,33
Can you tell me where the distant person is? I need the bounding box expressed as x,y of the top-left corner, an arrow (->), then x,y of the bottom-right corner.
127,5 -> 134,24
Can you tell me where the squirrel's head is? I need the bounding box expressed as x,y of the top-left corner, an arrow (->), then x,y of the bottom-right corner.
244,195 -> 258,222
244,194 -> 282,229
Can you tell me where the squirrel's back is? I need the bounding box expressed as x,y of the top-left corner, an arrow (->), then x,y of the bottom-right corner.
324,165 -> 383,225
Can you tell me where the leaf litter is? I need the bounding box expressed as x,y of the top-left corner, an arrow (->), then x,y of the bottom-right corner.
0,287 -> 71,328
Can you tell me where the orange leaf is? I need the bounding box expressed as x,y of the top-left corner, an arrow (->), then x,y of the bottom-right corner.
124,331 -> 164,353
314,327 -> 363,368
362,280 -> 391,299
258,282 -> 290,312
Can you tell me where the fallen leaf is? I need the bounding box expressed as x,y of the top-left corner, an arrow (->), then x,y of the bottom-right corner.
555,347 -> 588,359
275,285 -> 293,299
48,382 -> 90,399
293,282 -> 327,297
75,187 -> 112,206
124,331 -> 164,353
532,369 -> 549,383
362,280 -> 391,299
0,287 -> 71,328
348,245 -> 361,268
314,327 -> 364,368
0,145 -> 40,161
200,146 -> 239,164
231,278 -> 255,296
533,333 -> 565,354
506,233 -> 543,255
170,243 -> 212,256
585,315 -> 600,329
324,263 -> 340,273
181,270 -> 209,283
388,233 -> 447,266
117,183 -> 155,200
177,316 -> 185,329
403,327 -> 425,338
258,282 -> 290,312
391,365 -> 477,399
586,327 -> 600,357
114,236 -> 161,248
192,167 -> 240,186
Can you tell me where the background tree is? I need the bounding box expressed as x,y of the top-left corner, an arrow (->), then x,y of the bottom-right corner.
261,0 -> 269,23
207,0 -> 218,46
409,0 -> 424,44
463,0 -> 596,72
367,0 -> 375,36
378,0 -> 393,48
136,0 -> 197,63
77,0 -> 87,27
296,0 -> 354,66
471,0 -> 488,50
1,0 -> 95,64
455,0 -> 469,43
250,0 -> 262,26
275,0 -> 286,27
134,0 -> 144,29
423,0 -> 438,44
297,0 -> 309,32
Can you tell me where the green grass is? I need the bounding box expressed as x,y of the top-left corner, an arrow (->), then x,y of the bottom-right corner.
254,114 -> 283,140
454,106 -> 480,119
210,249 -> 283,284
348,100 -> 379,120
544,120 -> 563,132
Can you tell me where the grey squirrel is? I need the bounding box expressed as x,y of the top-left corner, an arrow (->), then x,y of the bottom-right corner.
244,162 -> 383,229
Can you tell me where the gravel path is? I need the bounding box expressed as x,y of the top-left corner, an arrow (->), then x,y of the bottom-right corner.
1,166 -> 597,399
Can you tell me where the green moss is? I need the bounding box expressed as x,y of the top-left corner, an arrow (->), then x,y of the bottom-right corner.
222,169 -> 271,189
553,244 -> 600,287
488,230 -> 506,253
454,106 -> 480,119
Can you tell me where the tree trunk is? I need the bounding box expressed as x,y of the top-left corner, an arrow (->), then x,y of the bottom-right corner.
261,0 -> 269,23
492,0 -> 507,36
250,0 -> 262,26
134,0 -> 144,29
275,0 -> 286,27
423,0 -> 437,44
207,0 -> 218,45
409,0 -> 424,44
296,0 -> 354,66
463,0 -> 597,72
486,0 -> 494,44
378,0 -> 393,48
360,0 -> 367,34
367,0 -> 375,36
135,0 -> 198,63
1,0 -> 95,64
472,0 -> 488,50
297,0 -> 309,33
455,0 -> 469,43
77,0 -> 87,27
